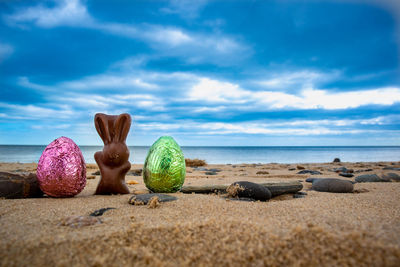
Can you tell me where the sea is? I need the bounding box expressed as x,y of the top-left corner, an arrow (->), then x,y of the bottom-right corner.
0,145 -> 399,164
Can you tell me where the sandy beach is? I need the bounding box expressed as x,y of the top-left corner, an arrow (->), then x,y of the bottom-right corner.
1,161 -> 400,266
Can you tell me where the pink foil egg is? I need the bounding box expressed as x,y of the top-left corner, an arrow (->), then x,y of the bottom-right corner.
37,136 -> 86,197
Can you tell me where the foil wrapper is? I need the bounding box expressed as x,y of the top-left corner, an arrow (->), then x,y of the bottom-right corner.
143,136 -> 186,193
37,136 -> 86,197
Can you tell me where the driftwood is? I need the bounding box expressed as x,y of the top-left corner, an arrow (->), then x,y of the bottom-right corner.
180,181 -> 303,197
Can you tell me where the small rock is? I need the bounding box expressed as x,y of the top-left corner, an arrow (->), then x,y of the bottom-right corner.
382,173 -> 400,182
256,171 -> 269,175
382,167 -> 400,171
333,158 -> 341,163
312,178 -> 354,193
355,174 -> 389,183
205,171 -> 217,175
59,215 -> 102,228
331,167 -> 347,173
297,170 -> 322,175
354,168 -> 373,173
226,181 -> 271,201
129,193 -> 177,205
208,168 -> 222,172
288,168 -> 296,171
339,173 -> 354,178
293,194 -> 306,198
305,178 -> 321,183
89,207 -> 116,217
87,175 -> 96,179
92,170 -> 100,175
297,165 -> 305,170
0,172 -> 43,199
128,169 -> 142,176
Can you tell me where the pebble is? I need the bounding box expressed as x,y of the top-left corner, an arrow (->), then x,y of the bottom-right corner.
339,173 -> 354,178
382,167 -> 400,171
87,175 -> 96,179
288,168 -> 296,171
226,181 -> 271,201
355,174 -> 389,183
297,165 -> 305,170
312,178 -> 354,193
297,170 -> 322,175
129,193 -> 177,205
92,171 -> 100,175
331,167 -> 347,173
128,169 -> 142,176
89,207 -> 116,217
354,168 -> 373,173
0,172 -> 43,199
205,171 -> 217,175
333,158 -> 341,162
382,173 -> 400,182
305,178 -> 322,183
256,171 -> 269,175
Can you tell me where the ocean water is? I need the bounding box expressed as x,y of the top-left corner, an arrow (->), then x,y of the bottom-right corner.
0,145 -> 399,164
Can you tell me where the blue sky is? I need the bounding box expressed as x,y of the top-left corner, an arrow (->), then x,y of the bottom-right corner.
0,0 -> 399,146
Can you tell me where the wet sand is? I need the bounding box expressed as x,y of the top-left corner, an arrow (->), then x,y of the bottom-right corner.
1,161 -> 400,266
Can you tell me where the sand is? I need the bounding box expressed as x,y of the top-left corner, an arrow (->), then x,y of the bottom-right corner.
1,161 -> 400,266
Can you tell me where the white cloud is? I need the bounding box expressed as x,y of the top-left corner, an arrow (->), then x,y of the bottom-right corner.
188,77 -> 400,110
5,0 -> 92,28
0,102 -> 75,120
160,0 -> 209,19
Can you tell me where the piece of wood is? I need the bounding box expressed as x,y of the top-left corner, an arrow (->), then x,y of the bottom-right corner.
0,172 -> 43,199
180,181 -> 303,197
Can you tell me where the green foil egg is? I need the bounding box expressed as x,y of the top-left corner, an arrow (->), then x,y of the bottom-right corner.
143,136 -> 186,193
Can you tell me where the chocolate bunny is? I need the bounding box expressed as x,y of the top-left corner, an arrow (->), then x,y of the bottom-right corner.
94,113 -> 132,195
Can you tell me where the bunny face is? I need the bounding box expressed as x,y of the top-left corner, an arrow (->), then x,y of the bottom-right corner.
102,142 -> 129,166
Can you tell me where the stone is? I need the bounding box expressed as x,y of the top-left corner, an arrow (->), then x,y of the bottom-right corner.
208,168 -> 222,172
297,165 -> 305,170
333,158 -> 341,162
128,169 -> 142,176
305,178 -> 322,183
288,168 -> 296,171
339,173 -> 354,178
129,193 -> 177,205
382,173 -> 400,182
382,167 -> 400,171
312,178 -> 354,193
205,171 -> 218,175
256,171 -> 269,175
355,174 -> 389,183
297,170 -> 322,175
331,167 -> 347,173
0,172 -> 43,199
226,181 -> 271,201
89,207 -> 116,217
354,168 -> 373,173
92,170 -> 101,175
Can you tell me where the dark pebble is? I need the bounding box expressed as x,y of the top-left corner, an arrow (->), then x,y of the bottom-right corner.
208,168 -> 222,172
312,178 -> 354,193
382,173 -> 400,182
382,167 -> 400,171
288,168 -> 296,171
0,172 -> 43,199
355,174 -> 389,183
305,178 -> 322,183
354,168 -> 373,173
331,167 -> 347,173
293,194 -> 306,198
205,171 -> 217,175
129,193 -> 177,205
92,170 -> 101,175
333,158 -> 341,163
297,170 -> 322,175
339,173 -> 354,178
128,169 -> 142,176
89,207 -> 116,217
227,181 -> 271,201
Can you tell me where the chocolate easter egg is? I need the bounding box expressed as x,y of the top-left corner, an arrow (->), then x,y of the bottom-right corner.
143,136 -> 186,193
37,136 -> 86,197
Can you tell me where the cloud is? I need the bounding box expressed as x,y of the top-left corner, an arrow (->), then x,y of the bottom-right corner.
160,0 -> 209,19
0,43 -> 14,62
5,0 -> 92,28
187,77 -> 400,110
0,102 -> 75,120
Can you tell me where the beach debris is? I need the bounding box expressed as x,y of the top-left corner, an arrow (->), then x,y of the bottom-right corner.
128,169 -> 142,176
129,193 -> 177,205
185,158 -> 207,167
59,215 -> 102,228
297,165 -> 305,170
89,207 -> 116,217
37,136 -> 86,197
94,113 -> 131,195
226,181 -> 271,201
333,158 -> 341,163
312,178 -> 354,193
355,174 -> 390,183
381,173 -> 400,182
382,167 -> 400,171
0,172 -> 43,199
354,168 -> 373,173
293,191 -> 307,198
339,173 -> 354,178
297,170 -> 322,175
127,180 -> 139,185
180,181 -> 303,197
143,136 -> 186,193
87,175 -> 96,179
92,170 -> 101,175
256,171 -> 269,175
148,196 -> 160,208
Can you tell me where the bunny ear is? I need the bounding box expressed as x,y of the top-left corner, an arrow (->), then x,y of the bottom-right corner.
95,113 -> 111,144
114,113 -> 131,142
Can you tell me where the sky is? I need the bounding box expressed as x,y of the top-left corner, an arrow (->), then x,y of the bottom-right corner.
0,0 -> 399,146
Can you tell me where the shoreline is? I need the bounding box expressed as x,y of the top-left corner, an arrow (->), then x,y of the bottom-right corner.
1,161 -> 400,265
